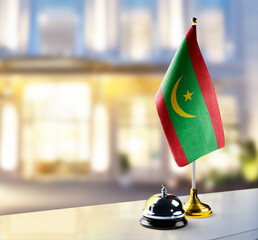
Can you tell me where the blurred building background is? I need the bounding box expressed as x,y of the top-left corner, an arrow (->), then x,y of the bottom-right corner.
0,0 -> 257,215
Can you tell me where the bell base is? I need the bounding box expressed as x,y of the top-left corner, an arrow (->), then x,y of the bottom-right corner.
183,188 -> 212,218
139,216 -> 188,230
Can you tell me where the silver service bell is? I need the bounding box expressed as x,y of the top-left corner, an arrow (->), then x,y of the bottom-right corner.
140,185 -> 188,230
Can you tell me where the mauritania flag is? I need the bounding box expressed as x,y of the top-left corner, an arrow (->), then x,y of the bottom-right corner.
155,24 -> 225,167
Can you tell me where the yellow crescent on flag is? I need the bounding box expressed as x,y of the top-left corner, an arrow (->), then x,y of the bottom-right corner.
171,76 -> 196,118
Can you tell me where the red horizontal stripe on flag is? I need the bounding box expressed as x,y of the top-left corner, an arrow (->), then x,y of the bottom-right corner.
155,88 -> 189,167
186,26 -> 225,149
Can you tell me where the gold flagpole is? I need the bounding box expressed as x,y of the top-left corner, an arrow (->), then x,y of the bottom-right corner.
182,17 -> 212,218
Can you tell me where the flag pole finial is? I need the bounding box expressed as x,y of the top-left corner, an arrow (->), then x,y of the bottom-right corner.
191,17 -> 197,25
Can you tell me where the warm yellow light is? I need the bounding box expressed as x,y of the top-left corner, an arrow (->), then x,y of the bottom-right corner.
22,82 -> 91,177
0,104 -> 18,171
131,100 -> 146,126
91,104 -> 109,172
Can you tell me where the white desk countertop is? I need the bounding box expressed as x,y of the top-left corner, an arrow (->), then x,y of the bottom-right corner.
0,188 -> 257,240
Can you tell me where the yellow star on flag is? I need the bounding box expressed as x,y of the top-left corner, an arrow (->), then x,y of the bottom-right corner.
183,90 -> 194,101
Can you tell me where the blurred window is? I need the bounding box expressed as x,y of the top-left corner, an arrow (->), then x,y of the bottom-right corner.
91,104 -> 110,172
22,82 -> 91,179
120,0 -> 157,60
38,11 -> 78,56
85,0 -> 109,52
158,0 -> 184,49
194,0 -> 239,63
118,97 -> 162,181
0,103 -> 18,172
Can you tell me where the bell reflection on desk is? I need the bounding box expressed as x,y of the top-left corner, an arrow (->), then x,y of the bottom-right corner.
140,185 -> 188,230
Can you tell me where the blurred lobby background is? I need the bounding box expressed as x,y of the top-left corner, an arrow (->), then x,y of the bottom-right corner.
0,0 -> 257,216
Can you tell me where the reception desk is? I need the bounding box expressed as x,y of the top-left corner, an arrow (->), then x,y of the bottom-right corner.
0,188 -> 257,239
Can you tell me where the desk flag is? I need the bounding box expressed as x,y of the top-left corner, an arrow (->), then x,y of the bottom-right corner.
155,24 -> 225,167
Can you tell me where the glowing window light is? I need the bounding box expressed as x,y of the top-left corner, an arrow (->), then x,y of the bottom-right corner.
91,104 -> 109,172
92,0 -> 107,51
129,9 -> 152,60
0,104 -> 18,171
158,0 -> 170,48
127,136 -> 149,168
24,83 -> 55,101
22,126 -> 34,179
1,0 -> 19,50
131,99 -> 146,127
169,0 -> 184,48
56,83 -> 91,120
200,10 -> 226,63
118,97 -> 162,170
22,82 -> 91,178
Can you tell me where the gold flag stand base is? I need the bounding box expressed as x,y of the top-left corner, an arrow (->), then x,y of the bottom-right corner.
183,188 -> 212,218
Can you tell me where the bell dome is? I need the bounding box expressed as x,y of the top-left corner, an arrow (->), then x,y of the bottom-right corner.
140,185 -> 188,229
